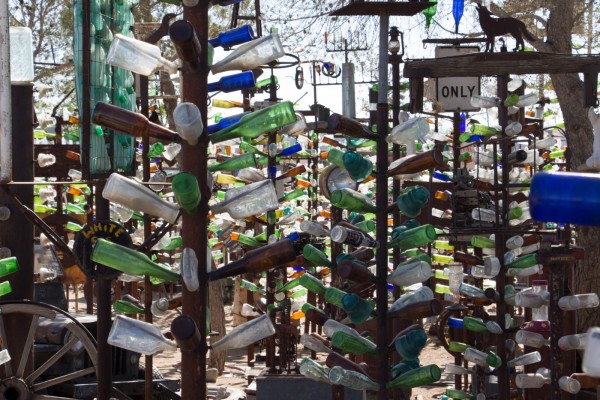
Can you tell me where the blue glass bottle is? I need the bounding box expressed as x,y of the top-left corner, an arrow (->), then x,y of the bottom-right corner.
207,112 -> 249,134
278,143 -> 302,157
530,171 -> 600,226
209,25 -> 255,48
211,0 -> 244,6
393,327 -> 428,360
207,71 -> 255,93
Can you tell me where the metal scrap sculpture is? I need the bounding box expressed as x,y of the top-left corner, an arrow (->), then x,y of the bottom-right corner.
476,3 -> 535,52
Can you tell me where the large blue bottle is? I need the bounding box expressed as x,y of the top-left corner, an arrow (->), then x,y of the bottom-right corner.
208,71 -> 255,93
530,171 -> 600,226
209,25 -> 255,48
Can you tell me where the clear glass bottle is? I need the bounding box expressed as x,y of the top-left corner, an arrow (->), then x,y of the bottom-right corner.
107,34 -> 179,76
211,180 -> 278,219
210,33 -> 285,74
387,260 -> 433,287
558,293 -> 600,311
330,225 -> 378,248
329,365 -> 378,391
108,315 -> 177,356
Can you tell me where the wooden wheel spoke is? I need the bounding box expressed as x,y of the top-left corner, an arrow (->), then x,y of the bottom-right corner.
31,366 -> 96,392
25,335 -> 79,385
0,311 -> 13,377
16,315 -> 39,378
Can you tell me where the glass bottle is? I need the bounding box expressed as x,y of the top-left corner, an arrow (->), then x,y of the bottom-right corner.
300,220 -> 330,237
341,294 -> 373,324
113,299 -> 144,315
208,153 -> 259,173
208,71 -> 256,93
558,333 -> 588,351
208,101 -> 296,144
387,364 -> 441,389
387,117 -> 430,146
173,102 -> 204,146
389,286 -> 434,313
515,372 -> 550,389
458,283 -> 486,299
302,244 -> 331,267
96,101 -> 172,142
388,224 -> 437,249
507,351 -> 542,367
209,25 -> 255,48
326,148 -> 346,169
327,113 -> 377,140
343,151 -> 373,182
107,34 -> 179,76
207,112 -> 249,134
329,366 -> 378,391
211,314 -> 276,352
209,239 -> 296,281
396,186 -> 430,218
445,389 -> 475,399
464,348 -> 502,368
515,330 -> 550,348
172,172 -> 201,214
324,287 -> 348,309
470,95 -> 501,109
558,293 -> 600,311
182,247 -> 199,292
0,257 -> 19,278
392,326 -> 428,360
107,315 -> 177,356
330,331 -> 378,356
151,298 -> 170,317
531,281 -> 549,322
92,238 -> 179,282
210,33 -> 285,74
211,180 -> 278,219
299,357 -> 331,384
330,225 -> 378,248
337,259 -> 376,284
323,319 -> 361,339
387,149 -> 445,177
103,173 -> 180,224
387,260 -> 432,287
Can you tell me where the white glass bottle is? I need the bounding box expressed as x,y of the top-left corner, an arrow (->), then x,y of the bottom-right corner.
210,33 -> 285,74
558,333 -> 588,351
559,376 -> 581,394
107,315 -> 177,356
151,298 -> 169,317
387,260 -> 433,287
515,330 -> 550,348
210,180 -> 278,219
103,173 -> 180,224
507,351 -> 542,368
300,334 -> 331,354
300,220 -> 330,237
173,102 -> 204,146
211,313 -> 275,352
558,293 -> 600,311
389,286 -> 434,312
107,34 -> 179,76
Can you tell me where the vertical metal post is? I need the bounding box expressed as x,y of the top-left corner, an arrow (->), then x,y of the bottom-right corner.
376,13 -> 390,400
330,206 -> 344,400
182,4 -> 209,399
341,63 -> 356,118
0,0 -> 12,183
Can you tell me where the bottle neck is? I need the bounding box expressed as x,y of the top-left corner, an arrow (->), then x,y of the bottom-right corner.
387,149 -> 445,176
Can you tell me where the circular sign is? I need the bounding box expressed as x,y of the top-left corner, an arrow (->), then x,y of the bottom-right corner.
74,220 -> 132,280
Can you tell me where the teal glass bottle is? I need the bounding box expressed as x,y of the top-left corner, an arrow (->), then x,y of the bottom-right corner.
396,186 -> 430,218
391,359 -> 420,379
343,151 -> 373,182
341,294 -> 373,324
393,327 -> 428,360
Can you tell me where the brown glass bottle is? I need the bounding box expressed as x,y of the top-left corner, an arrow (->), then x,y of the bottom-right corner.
322,136 -> 344,148
349,247 -> 375,262
304,308 -> 329,326
327,113 -> 378,140
276,164 -> 307,180
387,299 -> 442,321
208,239 -> 297,281
325,351 -> 372,377
169,20 -> 202,72
92,102 -> 181,143
453,251 -> 483,266
337,259 -> 376,284
387,149 -> 446,176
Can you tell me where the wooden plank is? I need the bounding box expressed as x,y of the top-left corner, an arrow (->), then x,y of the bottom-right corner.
329,1 -> 435,16
404,52 -> 600,78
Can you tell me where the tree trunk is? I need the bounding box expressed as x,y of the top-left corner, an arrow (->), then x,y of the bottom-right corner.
208,279 -> 227,373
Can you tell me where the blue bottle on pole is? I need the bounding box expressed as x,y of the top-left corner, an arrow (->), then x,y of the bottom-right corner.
207,112 -> 250,134
208,25 -> 255,48
208,71 -> 255,93
277,143 -> 302,157
530,171 -> 600,226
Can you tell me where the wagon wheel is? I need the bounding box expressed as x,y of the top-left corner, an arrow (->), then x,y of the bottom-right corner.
436,303 -> 492,356
0,300 -> 98,400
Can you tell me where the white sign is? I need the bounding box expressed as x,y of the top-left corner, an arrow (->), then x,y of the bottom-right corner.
435,46 -> 480,112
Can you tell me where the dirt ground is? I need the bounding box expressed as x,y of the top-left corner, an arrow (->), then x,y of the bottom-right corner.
68,289 -> 455,400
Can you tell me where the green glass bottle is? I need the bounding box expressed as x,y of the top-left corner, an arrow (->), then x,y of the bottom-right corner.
331,188 -> 377,214
0,281 -> 12,297
324,287 -> 347,309
342,294 -> 373,324
91,238 -> 179,282
462,316 -> 489,333
65,202 -> 87,214
331,331 -> 378,356
147,142 -> 164,158
343,151 -> 373,182
231,232 -> 262,248
470,124 -> 501,136
65,221 -> 83,232
298,273 -> 326,296
506,253 -> 537,269
209,101 -> 296,143
355,220 -> 376,233
113,299 -> 145,314
240,141 -> 267,157
277,277 -> 302,293
240,279 -> 266,295
391,359 -> 420,379
0,257 -> 19,278
34,204 -> 57,213
278,188 -> 305,203
172,171 -> 201,214
387,364 -> 441,389
163,236 -> 183,250
303,244 -> 331,267
327,148 -> 346,169
445,388 -> 475,399
208,153 -> 259,172
470,235 -> 495,249
448,341 -> 471,353
388,225 -> 437,249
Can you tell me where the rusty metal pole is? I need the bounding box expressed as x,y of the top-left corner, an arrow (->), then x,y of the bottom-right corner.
181,3 -> 209,400
376,13 -> 390,400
